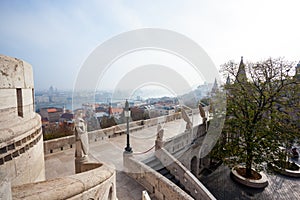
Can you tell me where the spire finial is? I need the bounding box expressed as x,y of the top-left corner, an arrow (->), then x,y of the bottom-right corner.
226,74 -> 230,85
241,56 -> 243,62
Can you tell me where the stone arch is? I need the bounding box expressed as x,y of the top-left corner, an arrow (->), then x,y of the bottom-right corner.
191,156 -> 198,176
107,184 -> 114,200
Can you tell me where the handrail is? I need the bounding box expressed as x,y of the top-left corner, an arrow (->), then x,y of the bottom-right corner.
155,148 -> 216,200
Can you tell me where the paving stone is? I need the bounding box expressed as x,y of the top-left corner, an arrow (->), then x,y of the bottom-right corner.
199,165 -> 300,200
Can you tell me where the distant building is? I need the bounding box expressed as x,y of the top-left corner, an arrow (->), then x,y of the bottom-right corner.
154,104 -> 175,116
95,112 -> 109,118
59,113 -> 74,123
35,95 -> 50,103
39,107 -> 64,123
108,107 -> 123,117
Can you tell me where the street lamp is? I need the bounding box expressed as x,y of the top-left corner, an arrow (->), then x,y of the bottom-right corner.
124,99 -> 132,153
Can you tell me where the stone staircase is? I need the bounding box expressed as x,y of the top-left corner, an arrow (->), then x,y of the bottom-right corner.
143,156 -> 191,196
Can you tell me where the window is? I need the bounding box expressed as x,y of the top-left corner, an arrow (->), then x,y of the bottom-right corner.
16,88 -> 23,117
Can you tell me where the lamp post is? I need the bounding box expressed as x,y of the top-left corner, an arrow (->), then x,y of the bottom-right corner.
124,99 -> 132,153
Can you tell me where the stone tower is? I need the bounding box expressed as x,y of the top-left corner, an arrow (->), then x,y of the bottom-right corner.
0,55 -> 45,190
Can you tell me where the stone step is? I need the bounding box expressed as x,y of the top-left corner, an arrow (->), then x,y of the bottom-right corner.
144,156 -> 164,171
144,156 -> 191,197
157,168 -> 169,176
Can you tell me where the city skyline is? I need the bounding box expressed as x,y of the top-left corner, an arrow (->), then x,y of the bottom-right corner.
1,0 -> 300,90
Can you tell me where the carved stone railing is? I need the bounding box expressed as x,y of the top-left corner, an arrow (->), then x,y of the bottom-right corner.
12,162 -> 116,200
155,148 -> 216,200
124,154 -> 193,200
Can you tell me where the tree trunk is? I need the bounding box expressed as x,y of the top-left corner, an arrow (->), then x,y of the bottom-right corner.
246,143 -> 253,178
246,161 -> 252,178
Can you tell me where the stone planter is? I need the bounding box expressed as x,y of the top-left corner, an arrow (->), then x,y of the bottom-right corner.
231,166 -> 268,188
270,162 -> 300,178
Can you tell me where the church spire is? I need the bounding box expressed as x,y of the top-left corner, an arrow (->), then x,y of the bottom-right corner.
226,74 -> 231,85
211,78 -> 218,94
236,56 -> 247,83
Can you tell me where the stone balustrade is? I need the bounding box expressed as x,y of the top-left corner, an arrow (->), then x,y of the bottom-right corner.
155,148 -> 216,200
12,162 -> 116,200
44,112 -> 182,155
124,154 -> 193,200
164,125 -> 199,154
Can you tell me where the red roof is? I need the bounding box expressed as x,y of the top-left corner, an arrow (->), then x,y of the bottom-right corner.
109,107 -> 123,114
47,108 -> 57,113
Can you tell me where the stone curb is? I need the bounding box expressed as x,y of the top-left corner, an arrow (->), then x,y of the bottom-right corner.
230,166 -> 268,189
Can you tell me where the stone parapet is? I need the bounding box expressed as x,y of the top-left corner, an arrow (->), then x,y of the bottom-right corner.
43,135 -> 75,154
44,112 -> 183,155
155,148 -> 216,200
124,154 -> 193,200
12,162 -> 116,200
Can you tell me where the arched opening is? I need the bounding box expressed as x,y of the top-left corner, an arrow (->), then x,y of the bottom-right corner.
107,185 -> 113,200
191,156 -> 197,176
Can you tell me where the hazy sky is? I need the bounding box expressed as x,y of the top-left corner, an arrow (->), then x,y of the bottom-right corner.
0,0 -> 299,90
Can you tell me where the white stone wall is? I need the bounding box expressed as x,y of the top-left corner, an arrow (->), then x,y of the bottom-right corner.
0,55 -> 45,187
0,55 -> 34,89
1,130 -> 45,186
0,55 -> 34,123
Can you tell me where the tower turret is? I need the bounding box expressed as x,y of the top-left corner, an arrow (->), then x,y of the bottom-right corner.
235,56 -> 247,83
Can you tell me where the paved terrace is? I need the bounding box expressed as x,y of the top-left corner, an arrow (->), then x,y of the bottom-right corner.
45,114 -> 202,200
199,164 -> 300,200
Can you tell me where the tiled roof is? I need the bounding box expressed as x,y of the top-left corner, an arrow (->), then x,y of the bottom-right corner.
47,108 -> 57,113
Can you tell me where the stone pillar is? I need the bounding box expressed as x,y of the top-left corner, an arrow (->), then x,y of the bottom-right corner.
123,151 -> 133,173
